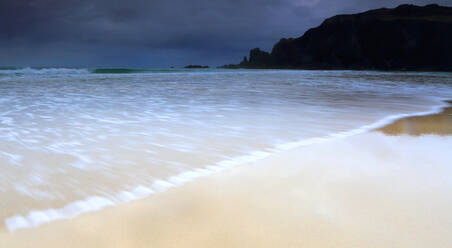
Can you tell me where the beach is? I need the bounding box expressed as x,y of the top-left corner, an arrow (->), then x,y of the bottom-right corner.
376,102 -> 452,136
1,103 -> 451,248
2,0 -> 452,247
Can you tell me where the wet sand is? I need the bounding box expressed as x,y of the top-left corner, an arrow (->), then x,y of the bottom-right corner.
1,106 -> 452,248
377,102 -> 452,135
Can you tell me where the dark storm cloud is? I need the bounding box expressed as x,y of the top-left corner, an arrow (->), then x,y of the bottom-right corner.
0,0 -> 450,67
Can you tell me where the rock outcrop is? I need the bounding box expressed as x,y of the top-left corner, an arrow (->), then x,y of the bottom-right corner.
184,65 -> 209,69
230,4 -> 452,71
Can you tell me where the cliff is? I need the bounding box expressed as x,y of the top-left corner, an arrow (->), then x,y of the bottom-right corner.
230,4 -> 452,71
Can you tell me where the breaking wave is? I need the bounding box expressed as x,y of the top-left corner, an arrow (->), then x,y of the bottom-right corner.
0,67 -> 89,76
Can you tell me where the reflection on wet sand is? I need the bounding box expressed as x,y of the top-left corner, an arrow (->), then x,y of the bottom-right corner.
377,102 -> 452,135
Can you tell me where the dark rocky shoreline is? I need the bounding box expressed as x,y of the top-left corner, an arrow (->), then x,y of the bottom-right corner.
184,65 -> 209,69
223,4 -> 452,71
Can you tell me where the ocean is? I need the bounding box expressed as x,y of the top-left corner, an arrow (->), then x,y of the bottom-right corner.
0,68 -> 451,232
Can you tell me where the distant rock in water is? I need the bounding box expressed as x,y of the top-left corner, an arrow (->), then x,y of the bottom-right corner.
184,65 -> 209,69
228,4 -> 452,71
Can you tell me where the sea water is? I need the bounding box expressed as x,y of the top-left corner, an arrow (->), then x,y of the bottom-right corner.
0,68 -> 451,231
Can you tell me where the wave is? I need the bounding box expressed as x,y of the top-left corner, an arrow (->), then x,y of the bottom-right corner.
90,68 -> 193,74
3,99 -> 450,232
0,67 -> 89,75
0,67 -> 214,76
5,151 -> 272,232
91,68 -> 152,74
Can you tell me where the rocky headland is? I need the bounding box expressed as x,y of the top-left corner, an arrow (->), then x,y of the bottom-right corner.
224,4 -> 452,71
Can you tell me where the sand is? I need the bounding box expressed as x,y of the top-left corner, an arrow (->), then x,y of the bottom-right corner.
1,106 -> 452,248
377,102 -> 452,136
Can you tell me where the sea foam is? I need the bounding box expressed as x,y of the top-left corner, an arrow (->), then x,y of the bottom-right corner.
4,99 -> 449,232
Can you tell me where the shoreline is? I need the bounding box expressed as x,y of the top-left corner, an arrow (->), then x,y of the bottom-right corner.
376,101 -> 452,136
2,99 -> 451,233
1,101 -> 452,247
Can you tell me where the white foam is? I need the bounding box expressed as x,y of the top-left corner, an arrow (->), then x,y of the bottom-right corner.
5,216 -> 29,231
276,100 -> 449,151
3,149 -> 275,232
4,100 -> 450,232
152,180 -> 175,192
0,67 -> 89,75
116,186 -> 154,203
0,152 -> 23,166
5,196 -> 115,231
117,191 -> 137,202
131,185 -> 155,198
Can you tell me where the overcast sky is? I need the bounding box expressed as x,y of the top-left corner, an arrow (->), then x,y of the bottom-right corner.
1,0 -> 450,67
